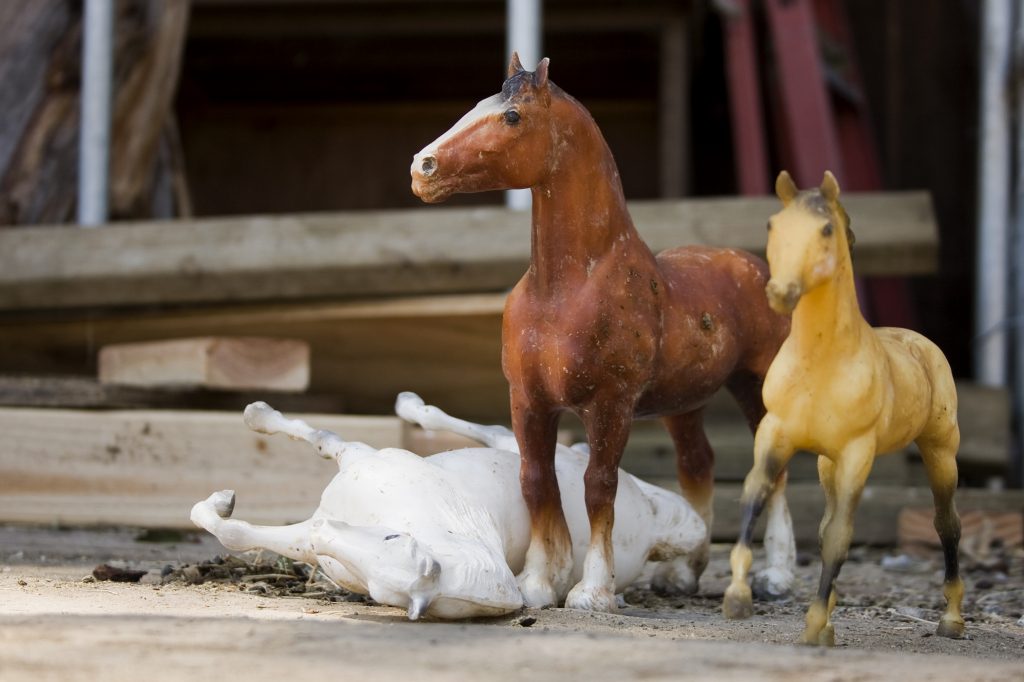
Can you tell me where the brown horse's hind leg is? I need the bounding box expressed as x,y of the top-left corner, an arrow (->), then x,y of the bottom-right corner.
564,399 -> 634,612
917,432 -> 965,638
512,394 -> 572,607
724,413 -> 795,619
661,409 -> 713,594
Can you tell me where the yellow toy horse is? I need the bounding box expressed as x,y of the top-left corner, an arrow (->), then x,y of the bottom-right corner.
722,171 -> 964,646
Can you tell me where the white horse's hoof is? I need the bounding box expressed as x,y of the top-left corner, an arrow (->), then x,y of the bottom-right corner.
517,571 -> 557,608
564,582 -> 617,612
209,490 -> 236,518
752,567 -> 795,602
651,558 -> 699,596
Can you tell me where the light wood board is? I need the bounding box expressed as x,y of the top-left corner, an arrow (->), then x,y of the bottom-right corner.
99,337 -> 310,392
0,192 -> 937,311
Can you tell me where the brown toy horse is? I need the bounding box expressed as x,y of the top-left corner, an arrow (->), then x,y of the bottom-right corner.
411,55 -> 790,611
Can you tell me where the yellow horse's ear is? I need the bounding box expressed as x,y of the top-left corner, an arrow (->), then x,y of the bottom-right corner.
775,171 -> 798,205
508,51 -> 525,78
821,171 -> 841,202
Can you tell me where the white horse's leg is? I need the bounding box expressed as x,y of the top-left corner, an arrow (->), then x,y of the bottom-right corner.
245,401 -> 378,462
190,490 -> 318,564
310,519 -> 441,620
752,473 -> 796,600
395,392 -> 518,451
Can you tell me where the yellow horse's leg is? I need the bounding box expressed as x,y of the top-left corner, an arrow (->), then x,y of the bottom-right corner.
918,433 -> 965,639
724,414 -> 794,619
800,438 -> 873,646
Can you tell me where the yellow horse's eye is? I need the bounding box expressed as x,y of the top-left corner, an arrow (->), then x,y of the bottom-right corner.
766,221 -> 772,232
822,223 -> 834,237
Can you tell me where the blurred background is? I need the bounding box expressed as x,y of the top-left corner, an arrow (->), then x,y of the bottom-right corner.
3,0 -> 1024,532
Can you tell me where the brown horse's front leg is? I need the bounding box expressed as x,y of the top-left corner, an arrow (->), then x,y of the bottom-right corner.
512,392 -> 572,608
564,399 -> 634,612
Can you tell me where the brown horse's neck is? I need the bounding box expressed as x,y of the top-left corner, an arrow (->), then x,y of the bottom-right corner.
790,251 -> 868,358
528,96 -> 647,293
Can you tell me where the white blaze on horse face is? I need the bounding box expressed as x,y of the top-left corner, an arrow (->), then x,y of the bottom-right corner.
412,94 -> 505,172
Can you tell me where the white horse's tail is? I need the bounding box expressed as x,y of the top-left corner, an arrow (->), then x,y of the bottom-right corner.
243,402 -> 376,464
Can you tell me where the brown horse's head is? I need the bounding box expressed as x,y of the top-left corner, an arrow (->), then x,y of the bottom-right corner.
411,53 -> 555,203
764,170 -> 855,314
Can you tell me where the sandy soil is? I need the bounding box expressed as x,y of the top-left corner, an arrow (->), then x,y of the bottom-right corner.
1,525 -> 1022,681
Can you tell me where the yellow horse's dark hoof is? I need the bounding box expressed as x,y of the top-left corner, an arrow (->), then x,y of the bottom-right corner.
936,617 -> 965,639
798,623 -> 835,647
722,585 -> 753,620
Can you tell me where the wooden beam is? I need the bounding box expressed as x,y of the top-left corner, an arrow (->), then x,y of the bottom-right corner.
0,192 -> 938,311
0,375 -> 346,413
0,294 -> 508,422
701,482 -> 1024,545
0,406 -> 402,527
98,337 -> 310,392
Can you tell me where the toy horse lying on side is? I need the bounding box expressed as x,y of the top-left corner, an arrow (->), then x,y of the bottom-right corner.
191,393 -> 706,620
723,171 -> 964,646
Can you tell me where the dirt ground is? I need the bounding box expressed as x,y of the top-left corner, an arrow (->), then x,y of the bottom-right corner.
2,525 -> 1022,681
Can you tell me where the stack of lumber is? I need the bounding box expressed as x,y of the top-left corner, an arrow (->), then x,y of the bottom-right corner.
0,195 -> 1018,543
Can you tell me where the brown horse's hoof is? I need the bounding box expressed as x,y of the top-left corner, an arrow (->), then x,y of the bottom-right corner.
722,584 -> 753,620
936,616 -> 966,639
798,623 -> 835,647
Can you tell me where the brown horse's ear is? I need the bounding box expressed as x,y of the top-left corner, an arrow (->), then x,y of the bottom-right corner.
534,58 -> 550,88
821,170 -> 841,203
775,170 -> 798,205
508,51 -> 525,78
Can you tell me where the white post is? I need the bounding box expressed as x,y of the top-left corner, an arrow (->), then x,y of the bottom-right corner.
506,0 -> 542,211
976,0 -> 1014,386
77,0 -> 115,227
1014,1 -> 1024,486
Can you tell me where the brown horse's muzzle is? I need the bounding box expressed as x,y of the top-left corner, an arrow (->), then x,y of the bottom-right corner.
765,279 -> 802,314
411,152 -> 450,203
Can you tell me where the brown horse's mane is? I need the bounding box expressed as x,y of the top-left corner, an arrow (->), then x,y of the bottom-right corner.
795,190 -> 856,254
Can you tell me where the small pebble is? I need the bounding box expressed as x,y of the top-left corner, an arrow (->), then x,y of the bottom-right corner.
975,578 -> 993,590
518,616 -> 537,627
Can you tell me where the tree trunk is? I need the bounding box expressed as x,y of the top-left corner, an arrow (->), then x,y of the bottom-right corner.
0,0 -> 191,227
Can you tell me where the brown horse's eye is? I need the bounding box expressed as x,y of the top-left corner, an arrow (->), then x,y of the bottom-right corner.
821,223 -> 834,237
504,109 -> 521,125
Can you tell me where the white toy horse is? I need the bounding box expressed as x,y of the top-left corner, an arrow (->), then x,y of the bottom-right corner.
191,393 -> 707,620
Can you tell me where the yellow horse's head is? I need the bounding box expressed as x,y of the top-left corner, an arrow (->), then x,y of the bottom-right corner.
764,170 -> 855,314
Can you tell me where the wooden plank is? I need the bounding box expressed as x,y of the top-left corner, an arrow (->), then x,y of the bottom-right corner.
98,337 -> 310,392
0,375 -> 346,413
954,383 -> 1010,467
0,192 -> 937,311
696,482 -> 1024,545
898,507 -> 1023,550
0,293 -> 509,422
0,407 -> 402,527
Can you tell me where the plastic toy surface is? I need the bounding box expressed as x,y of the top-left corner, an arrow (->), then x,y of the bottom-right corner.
722,171 -> 964,645
411,55 -> 792,611
190,393 -> 706,620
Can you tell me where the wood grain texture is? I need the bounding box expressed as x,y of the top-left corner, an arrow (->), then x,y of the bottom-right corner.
0,407 -> 402,527
0,192 -> 937,310
98,337 -> 310,392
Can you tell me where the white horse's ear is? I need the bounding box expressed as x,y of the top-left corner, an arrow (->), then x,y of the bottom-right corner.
534,58 -> 550,88
508,51 -> 525,78
775,170 -> 798,206
821,170 -> 841,202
